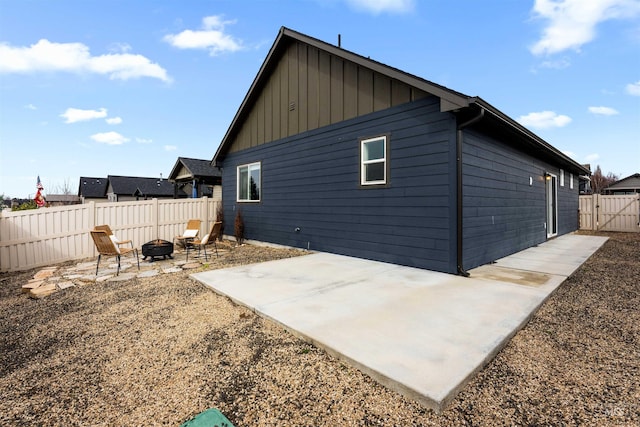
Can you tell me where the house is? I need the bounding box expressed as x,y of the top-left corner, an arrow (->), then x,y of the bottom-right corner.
212,27 -> 588,275
602,173 -> 640,195
579,164 -> 592,194
78,177 -> 109,203
168,157 -> 222,199
106,175 -> 176,202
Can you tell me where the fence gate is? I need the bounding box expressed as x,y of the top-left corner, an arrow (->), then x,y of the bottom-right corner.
579,194 -> 640,232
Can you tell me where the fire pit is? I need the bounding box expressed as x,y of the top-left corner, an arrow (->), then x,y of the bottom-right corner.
142,239 -> 174,262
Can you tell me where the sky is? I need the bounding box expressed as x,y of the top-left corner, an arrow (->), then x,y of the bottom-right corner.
1,0 -> 639,199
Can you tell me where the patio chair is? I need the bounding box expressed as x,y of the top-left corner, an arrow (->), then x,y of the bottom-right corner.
174,219 -> 201,249
90,230 -> 140,276
94,224 -> 133,249
186,221 -> 222,261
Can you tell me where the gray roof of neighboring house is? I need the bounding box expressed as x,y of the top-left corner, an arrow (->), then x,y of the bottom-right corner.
47,194 -> 81,203
78,177 -> 108,198
107,175 -> 175,197
168,157 -> 222,182
213,26 -> 589,176
605,173 -> 640,190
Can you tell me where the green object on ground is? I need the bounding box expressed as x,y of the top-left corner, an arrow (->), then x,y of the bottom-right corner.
180,408 -> 234,427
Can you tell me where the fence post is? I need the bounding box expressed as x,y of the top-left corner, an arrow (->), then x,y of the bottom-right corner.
202,196 -> 209,236
88,201 -> 96,231
595,194 -> 600,231
152,198 -> 159,239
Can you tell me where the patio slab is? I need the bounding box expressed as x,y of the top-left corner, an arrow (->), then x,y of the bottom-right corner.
191,233 -> 608,412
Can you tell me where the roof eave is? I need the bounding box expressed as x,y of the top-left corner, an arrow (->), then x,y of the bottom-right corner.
471,98 -> 590,175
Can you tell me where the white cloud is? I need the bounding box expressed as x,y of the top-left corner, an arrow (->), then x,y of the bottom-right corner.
517,110 -> 572,129
538,57 -> 571,69
106,117 -> 122,125
61,107 -> 107,123
107,42 -> 132,53
585,153 -> 600,162
626,80 -> 640,95
163,15 -> 243,56
164,145 -> 177,151
530,0 -> 640,56
24,104 -> 37,110
345,0 -> 415,14
90,131 -> 129,145
588,106 -> 619,115
136,137 -> 152,144
0,39 -> 171,82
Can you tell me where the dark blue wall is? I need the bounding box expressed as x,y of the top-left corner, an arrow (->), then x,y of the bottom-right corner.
221,97 -> 580,274
462,128 -> 579,269
222,97 -> 459,273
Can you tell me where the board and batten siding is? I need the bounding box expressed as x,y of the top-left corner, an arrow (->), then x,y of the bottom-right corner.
229,40 -> 429,154
223,97 -> 458,273
462,129 -> 579,269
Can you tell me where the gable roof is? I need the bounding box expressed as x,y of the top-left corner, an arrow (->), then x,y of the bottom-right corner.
78,177 -> 108,198
168,157 -> 221,182
604,173 -> 640,190
107,175 -> 175,197
213,26 -> 588,175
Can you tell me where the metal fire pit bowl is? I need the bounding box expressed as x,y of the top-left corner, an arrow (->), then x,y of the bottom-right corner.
142,239 -> 174,262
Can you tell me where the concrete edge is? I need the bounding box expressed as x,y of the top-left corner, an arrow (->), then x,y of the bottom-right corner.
190,271 -> 445,413
438,235 -> 610,411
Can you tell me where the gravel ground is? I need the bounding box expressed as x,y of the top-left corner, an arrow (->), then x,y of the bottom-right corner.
0,232 -> 638,426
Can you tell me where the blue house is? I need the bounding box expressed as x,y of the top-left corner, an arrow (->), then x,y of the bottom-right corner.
213,27 -> 588,275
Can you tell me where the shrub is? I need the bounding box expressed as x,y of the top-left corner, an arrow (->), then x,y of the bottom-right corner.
234,208 -> 245,245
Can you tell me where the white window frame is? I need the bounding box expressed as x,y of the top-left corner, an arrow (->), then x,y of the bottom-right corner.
360,135 -> 387,186
560,169 -> 565,187
570,173 -> 574,189
237,162 -> 261,202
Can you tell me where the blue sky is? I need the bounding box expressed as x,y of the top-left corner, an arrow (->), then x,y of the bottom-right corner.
1,0 -> 639,199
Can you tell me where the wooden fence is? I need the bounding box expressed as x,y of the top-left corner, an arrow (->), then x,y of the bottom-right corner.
0,197 -> 221,272
579,194 -> 640,232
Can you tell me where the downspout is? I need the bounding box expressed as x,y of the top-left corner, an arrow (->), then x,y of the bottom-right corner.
456,108 -> 485,277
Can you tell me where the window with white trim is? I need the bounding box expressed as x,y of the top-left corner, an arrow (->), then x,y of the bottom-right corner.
237,162 -> 261,202
360,135 -> 387,186
570,173 -> 574,189
560,169 -> 565,186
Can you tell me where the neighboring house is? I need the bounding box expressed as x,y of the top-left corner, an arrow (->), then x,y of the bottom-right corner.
106,175 -> 176,202
579,164 -> 592,194
78,177 -> 109,203
46,194 -> 81,206
213,27 -> 588,275
168,157 -> 222,199
602,173 -> 640,195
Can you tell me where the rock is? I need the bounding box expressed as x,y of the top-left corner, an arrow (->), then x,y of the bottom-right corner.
33,269 -> 56,280
137,270 -> 160,278
182,262 -> 201,270
56,281 -> 75,290
28,283 -> 57,299
107,273 -> 136,282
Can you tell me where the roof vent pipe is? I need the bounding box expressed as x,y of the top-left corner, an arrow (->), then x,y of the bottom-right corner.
338,34 -> 341,48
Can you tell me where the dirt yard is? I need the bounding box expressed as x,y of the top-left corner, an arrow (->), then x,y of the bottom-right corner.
0,232 -> 638,426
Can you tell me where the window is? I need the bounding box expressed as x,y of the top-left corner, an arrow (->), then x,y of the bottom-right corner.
560,169 -> 565,186
361,135 -> 388,186
237,162 -> 261,202
570,173 -> 574,189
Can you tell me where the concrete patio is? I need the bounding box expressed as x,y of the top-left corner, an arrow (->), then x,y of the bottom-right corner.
191,233 -> 608,412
